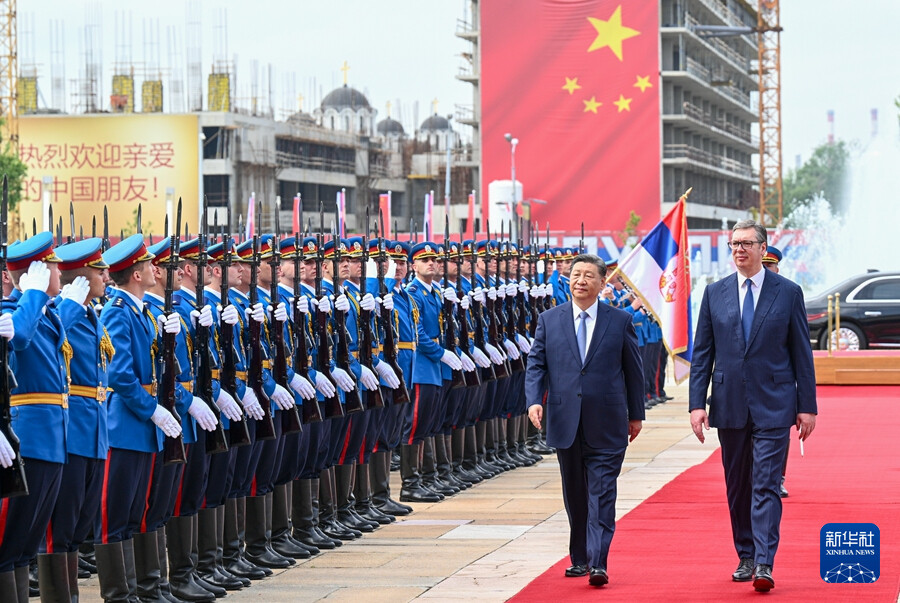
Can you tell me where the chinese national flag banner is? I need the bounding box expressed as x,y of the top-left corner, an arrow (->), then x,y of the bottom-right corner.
481,1 -> 660,232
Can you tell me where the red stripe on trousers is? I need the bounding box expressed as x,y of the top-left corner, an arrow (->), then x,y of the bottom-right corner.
250,476 -> 257,497
45,520 -> 54,554
173,453 -> 188,517
338,418 -> 353,465
408,384 -> 421,445
0,500 -> 8,548
100,450 -> 113,544
140,453 -> 157,533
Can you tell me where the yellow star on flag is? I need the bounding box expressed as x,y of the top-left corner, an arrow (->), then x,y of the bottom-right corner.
587,6 -> 640,61
634,75 -> 653,92
613,94 -> 632,112
562,77 -> 582,95
583,96 -> 602,114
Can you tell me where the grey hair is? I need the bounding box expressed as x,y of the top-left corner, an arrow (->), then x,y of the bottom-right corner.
732,219 -> 767,244
571,254 -> 607,278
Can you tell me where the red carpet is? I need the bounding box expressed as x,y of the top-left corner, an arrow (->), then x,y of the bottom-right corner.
512,387 -> 900,602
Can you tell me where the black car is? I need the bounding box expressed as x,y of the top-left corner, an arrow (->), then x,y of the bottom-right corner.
805,271 -> 900,350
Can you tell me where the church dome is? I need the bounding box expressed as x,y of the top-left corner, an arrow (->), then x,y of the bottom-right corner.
321,85 -> 371,111
420,113 -> 451,132
376,117 -> 405,135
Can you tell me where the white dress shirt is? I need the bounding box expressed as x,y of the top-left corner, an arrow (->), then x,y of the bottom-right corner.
738,267 -> 765,319
573,299 -> 599,355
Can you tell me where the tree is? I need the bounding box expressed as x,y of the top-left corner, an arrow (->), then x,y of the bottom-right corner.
0,120 -> 28,210
782,140 -> 849,215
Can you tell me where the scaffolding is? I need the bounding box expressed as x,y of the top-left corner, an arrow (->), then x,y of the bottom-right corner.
0,0 -> 17,149
757,0 -> 782,226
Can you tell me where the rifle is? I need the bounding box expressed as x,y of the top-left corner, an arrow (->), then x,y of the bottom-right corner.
456,233 -> 480,388
515,228 -> 529,348
485,222 -> 509,379
330,224 -> 364,414
503,234 -> 525,373
293,229 -> 322,424
315,203 -> 343,419
270,203 -> 303,434
358,211 -> 384,409
217,222 -> 251,447
160,200 -> 187,465
247,201 -> 277,441
469,232 -> 495,383
102,207 -> 110,252
442,217 -> 463,388
543,223 -> 552,311
528,227 -> 540,337
193,197 -> 229,454
374,212 -> 409,404
0,175 -> 28,499
68,202 -> 76,244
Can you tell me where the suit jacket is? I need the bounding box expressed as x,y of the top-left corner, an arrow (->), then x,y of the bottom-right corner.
689,270 -> 817,429
525,301 -> 645,450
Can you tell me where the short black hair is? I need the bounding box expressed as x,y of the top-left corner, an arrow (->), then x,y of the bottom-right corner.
570,254 -> 607,279
109,261 -> 147,286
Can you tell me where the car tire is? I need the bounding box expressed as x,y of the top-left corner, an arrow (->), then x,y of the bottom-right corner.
820,323 -> 867,351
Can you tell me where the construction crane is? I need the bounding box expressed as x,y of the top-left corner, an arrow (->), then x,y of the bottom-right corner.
0,0 -> 15,153
691,0 -> 783,227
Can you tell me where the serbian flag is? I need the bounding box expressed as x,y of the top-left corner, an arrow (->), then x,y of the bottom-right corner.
481,1 -> 660,231
616,191 -> 692,383
245,192 -> 255,240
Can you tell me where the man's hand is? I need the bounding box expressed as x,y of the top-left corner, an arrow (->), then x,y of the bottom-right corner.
690,409 -> 710,443
628,420 -> 642,443
528,404 -> 543,430
797,413 -> 817,441
240,389 -> 266,421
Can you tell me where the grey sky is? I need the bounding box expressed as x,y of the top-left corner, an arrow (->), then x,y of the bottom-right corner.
22,0 -> 900,165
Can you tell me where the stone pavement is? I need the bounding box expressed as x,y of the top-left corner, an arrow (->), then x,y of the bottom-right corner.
79,384 -> 714,602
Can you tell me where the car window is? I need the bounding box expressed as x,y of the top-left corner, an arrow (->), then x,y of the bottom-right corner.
853,278 -> 900,301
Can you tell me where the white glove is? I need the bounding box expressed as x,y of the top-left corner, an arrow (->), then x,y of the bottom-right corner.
60,276 -> 91,305
151,405 -> 182,438
471,346 -> 491,368
188,397 -> 218,432
314,371 -> 337,398
163,313 -> 182,335
516,333 -> 532,354
219,304 -> 239,325
330,367 -> 356,392
506,283 -> 518,297
334,294 -> 350,313
530,285 -> 542,298
442,288 -> 459,304
246,303 -> 265,323
240,388 -> 266,420
359,365 -> 380,390
472,288 -> 485,303
360,293 -> 377,312
496,285 -> 507,298
440,349 -> 463,371
459,352 -> 476,372
374,362 -> 401,389
270,384 -> 295,410
296,296 -> 309,314
269,302 -> 288,322
460,295 -> 470,310
316,296 -> 332,314
0,430 -> 14,468
0,313 -> 14,340
381,293 -> 394,311
484,343 -> 504,365
545,282 -> 555,297
487,287 -> 497,300
289,373 -> 316,400
18,261 -> 50,293
518,281 -> 529,294
215,389 -> 243,422
503,339 -> 521,360
190,305 -> 214,328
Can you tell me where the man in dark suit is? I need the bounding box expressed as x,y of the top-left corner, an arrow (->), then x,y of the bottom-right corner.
526,254 -> 644,587
690,220 -> 816,593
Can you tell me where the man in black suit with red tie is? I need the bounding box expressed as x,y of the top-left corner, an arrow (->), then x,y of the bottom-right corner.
525,254 -> 645,587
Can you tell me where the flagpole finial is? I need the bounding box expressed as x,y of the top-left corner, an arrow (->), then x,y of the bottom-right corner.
681,187 -> 693,199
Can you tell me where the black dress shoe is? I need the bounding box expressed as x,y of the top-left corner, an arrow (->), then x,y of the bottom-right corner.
753,564 -> 774,592
732,558 -> 754,581
588,567 -> 609,586
564,564 -> 587,577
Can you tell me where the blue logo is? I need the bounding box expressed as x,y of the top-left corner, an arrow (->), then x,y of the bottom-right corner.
820,523 -> 879,583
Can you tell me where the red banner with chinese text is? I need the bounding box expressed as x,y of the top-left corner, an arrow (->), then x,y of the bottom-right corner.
481,0 -> 660,232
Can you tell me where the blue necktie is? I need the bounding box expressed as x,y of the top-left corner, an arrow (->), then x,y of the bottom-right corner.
576,311 -> 589,363
742,278 -> 754,344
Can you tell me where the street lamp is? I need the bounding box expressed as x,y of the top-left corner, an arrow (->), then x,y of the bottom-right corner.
504,133 -> 519,240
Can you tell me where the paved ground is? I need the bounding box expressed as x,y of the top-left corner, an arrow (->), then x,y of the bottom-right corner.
79,384 -> 713,602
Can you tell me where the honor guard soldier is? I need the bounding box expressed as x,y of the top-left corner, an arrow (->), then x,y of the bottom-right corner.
42,238 -> 111,603
0,233 -> 84,601
95,234 -> 183,603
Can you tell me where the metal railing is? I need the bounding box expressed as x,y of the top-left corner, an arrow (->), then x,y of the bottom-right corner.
680,101 -> 756,144
275,150 -> 355,174
663,143 -> 754,179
